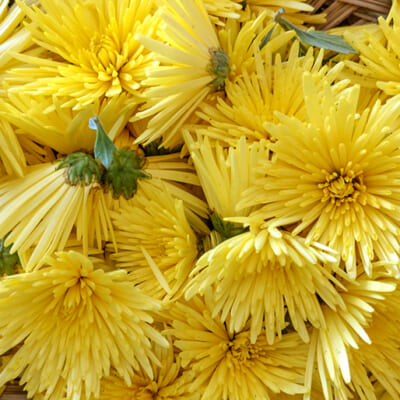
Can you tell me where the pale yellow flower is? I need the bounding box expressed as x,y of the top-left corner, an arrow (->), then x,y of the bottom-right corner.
344,1 -> 400,95
0,93 -> 133,155
0,0 -> 39,176
110,181 -> 198,300
0,251 -> 167,400
183,133 -> 270,218
304,270 -> 397,400
203,0 -> 241,25
190,41 -> 347,145
0,119 -> 26,176
7,0 -> 160,109
99,337 -> 198,400
239,74 -> 400,277
0,161 -> 115,271
186,228 -> 340,344
0,0 -> 36,84
134,1 -> 291,147
18,135 -> 57,166
243,0 -> 326,25
105,152 -> 209,232
166,297 -> 308,400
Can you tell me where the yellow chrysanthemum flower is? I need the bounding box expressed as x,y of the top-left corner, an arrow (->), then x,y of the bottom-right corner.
239,74 -> 400,277
202,0 -> 241,25
0,0 -> 39,176
166,296 -> 308,400
0,160 -> 115,271
0,251 -> 168,400
18,135 -> 57,166
105,152 -> 210,232
305,270 -> 397,400
7,0 -> 160,109
189,41 -> 347,145
186,227 -> 339,344
344,1 -> 400,95
347,312 -> 400,400
183,133 -> 270,218
110,181 -> 198,300
132,0 -> 225,147
0,119 -> 26,177
99,337 -> 198,400
133,0 -> 293,147
0,0 -> 36,83
0,93 -> 133,155
243,0 -> 326,25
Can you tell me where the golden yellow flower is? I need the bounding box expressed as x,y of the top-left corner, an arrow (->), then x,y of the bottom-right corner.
190,41 -> 347,145
0,0 -> 36,84
305,270 -> 397,400
166,296 -> 308,400
133,0 -> 223,147
0,251 -> 167,400
243,0 -> 326,25
110,181 -> 198,300
0,92 -> 134,155
344,1 -> 400,95
202,0 -> 241,25
99,337 -> 198,400
0,160 -> 115,271
7,0 -> 160,109
186,227 -> 340,344
133,1 -> 288,147
18,135 -> 57,166
239,74 -> 400,277
0,0 -> 38,177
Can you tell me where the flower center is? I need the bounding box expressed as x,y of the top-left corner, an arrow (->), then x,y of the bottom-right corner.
227,336 -> 264,368
89,30 -> 128,96
319,169 -> 366,205
136,381 -> 158,400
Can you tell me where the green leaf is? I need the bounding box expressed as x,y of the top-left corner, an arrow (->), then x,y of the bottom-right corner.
89,116 -> 116,168
274,8 -> 357,55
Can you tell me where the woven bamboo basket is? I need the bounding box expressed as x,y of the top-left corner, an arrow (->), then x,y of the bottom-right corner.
307,0 -> 392,29
0,0 -> 392,399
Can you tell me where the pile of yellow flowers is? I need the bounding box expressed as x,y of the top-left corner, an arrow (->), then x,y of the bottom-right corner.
2,0 -> 400,399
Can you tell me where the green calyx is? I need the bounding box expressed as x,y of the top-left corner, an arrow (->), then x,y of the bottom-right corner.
57,152 -> 102,186
142,138 -> 183,156
209,48 -> 230,90
103,149 -> 150,199
210,213 -> 248,242
0,235 -> 19,275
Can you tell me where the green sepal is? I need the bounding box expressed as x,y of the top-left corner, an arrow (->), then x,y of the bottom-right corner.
89,116 -> 117,168
104,149 -> 151,199
210,213 -> 248,242
274,8 -> 357,54
142,138 -> 183,156
57,152 -> 102,186
209,48 -> 230,90
259,26 -> 275,50
0,234 -> 19,275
